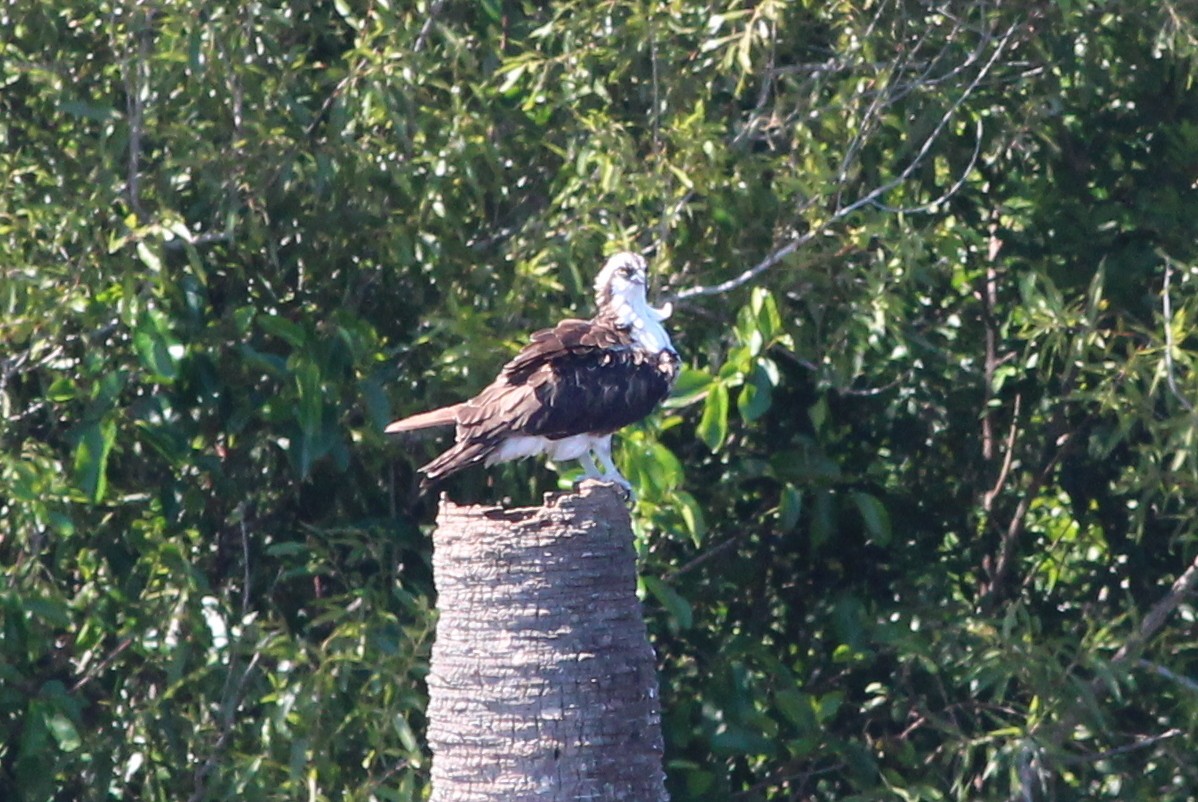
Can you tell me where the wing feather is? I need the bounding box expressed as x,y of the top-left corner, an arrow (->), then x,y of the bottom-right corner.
411,318 -> 678,484
384,403 -> 463,433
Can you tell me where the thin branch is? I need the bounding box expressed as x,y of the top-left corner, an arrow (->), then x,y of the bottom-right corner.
1060,728 -> 1183,764
189,507 -> 260,802
119,8 -> 155,219
1136,659 -> 1198,694
767,342 -> 906,397
188,651 -> 262,802
674,19 -> 1022,302
414,0 -> 448,53
981,215 -> 1003,462
239,506 -> 252,617
69,636 -> 135,695
980,427 -> 1080,609
1013,739 -> 1041,802
868,116 -> 985,215
667,535 -> 742,580
834,5 -> 956,189
1111,550 -> 1198,664
1161,257 -> 1194,412
983,393 -> 1022,513
730,13 -> 780,149
649,13 -> 663,156
162,230 -> 232,251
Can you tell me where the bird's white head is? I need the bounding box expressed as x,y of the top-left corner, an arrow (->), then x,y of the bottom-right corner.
594,251 -> 647,305
593,251 -> 674,352
594,251 -> 673,323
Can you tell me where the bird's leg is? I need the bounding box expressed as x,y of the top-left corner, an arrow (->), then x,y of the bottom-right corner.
579,451 -> 602,479
593,436 -> 635,502
573,451 -> 604,492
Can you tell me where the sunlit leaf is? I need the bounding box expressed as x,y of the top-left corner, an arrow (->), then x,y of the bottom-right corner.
851,491 -> 891,546
697,381 -> 729,452
73,419 -> 116,503
642,576 -> 693,630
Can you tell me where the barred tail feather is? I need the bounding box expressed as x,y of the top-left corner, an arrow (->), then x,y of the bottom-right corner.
384,404 -> 463,434
419,440 -> 495,486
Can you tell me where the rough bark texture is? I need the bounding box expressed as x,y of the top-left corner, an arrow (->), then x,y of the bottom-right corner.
426,481 -> 668,802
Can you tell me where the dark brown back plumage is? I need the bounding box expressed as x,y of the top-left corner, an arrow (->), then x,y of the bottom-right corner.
414,315 -> 678,483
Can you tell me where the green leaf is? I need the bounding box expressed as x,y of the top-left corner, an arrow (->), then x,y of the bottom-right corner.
665,367 -> 714,408
257,314 -> 307,348
45,710 -> 81,752
295,361 -> 324,440
59,99 -> 120,122
735,305 -> 765,356
697,381 -> 729,452
750,286 -> 782,341
809,490 -> 835,549
778,484 -> 802,532
674,490 -> 707,546
73,419 -> 117,503
393,715 -> 418,753
136,240 -> 163,273
813,691 -> 844,724
737,361 -> 774,422
642,576 -> 693,630
132,309 -> 180,382
46,377 -> 76,402
851,492 -> 891,546
774,688 -> 816,731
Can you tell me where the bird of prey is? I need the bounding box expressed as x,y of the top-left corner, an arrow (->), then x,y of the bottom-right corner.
385,252 -> 679,494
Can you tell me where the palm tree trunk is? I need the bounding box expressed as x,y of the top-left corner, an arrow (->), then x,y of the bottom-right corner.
426,482 -> 668,802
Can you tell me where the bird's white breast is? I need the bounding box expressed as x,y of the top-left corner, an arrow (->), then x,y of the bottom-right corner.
612,293 -> 675,354
486,433 -> 598,466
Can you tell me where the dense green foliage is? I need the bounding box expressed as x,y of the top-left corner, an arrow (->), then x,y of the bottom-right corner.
4,1 -> 1198,799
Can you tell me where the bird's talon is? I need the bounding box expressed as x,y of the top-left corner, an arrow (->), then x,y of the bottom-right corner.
612,480 -> 636,504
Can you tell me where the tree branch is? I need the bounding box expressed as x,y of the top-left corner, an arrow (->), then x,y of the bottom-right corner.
1161,256 -> 1194,412
673,19 -> 1023,302
980,426 -> 1079,609
1111,550 -> 1198,664
1136,659 -> 1198,694
118,7 -> 155,219
414,0 -> 448,53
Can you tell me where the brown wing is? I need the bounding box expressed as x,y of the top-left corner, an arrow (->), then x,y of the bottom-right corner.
500,318 -> 626,380
418,319 -> 677,483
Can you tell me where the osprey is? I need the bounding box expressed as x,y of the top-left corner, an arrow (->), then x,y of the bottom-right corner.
385,252 -> 679,493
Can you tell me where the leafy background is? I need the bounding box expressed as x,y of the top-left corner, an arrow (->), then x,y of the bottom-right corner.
4,1 -> 1198,800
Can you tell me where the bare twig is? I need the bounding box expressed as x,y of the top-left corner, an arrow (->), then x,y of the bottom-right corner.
1013,739 -> 1042,802
188,651 -> 263,802
1111,550 -> 1198,664
667,535 -> 742,580
162,230 -> 233,251
674,20 -> 1022,302
69,636 -> 135,695
983,393 -> 1022,513
414,0 -> 449,53
767,342 -> 906,397
239,507 -> 252,616
730,13 -> 781,149
867,116 -> 985,215
1136,659 -> 1198,694
1161,257 -> 1194,412
119,7 -> 155,219
981,427 -> 1079,608
189,507 -> 260,802
1060,728 -> 1183,764
981,217 -> 1003,461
